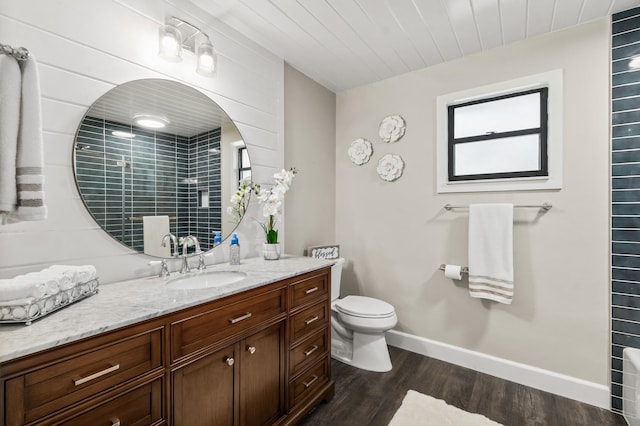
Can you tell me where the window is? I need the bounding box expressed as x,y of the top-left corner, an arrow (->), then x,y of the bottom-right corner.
436,69 -> 563,193
238,146 -> 251,182
448,88 -> 548,181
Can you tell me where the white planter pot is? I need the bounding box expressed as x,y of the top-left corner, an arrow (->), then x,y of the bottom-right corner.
263,243 -> 281,260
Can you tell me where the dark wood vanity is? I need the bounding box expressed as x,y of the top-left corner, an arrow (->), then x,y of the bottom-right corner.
0,267 -> 333,426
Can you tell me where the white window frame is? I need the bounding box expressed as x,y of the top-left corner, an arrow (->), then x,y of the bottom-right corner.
436,69 -> 563,193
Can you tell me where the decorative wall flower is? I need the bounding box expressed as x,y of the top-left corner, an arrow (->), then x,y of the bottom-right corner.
348,138 -> 373,165
379,115 -> 406,143
377,154 -> 405,182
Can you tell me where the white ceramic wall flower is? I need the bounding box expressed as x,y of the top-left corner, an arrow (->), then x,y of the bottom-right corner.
348,138 -> 373,165
377,154 -> 405,182
379,115 -> 406,143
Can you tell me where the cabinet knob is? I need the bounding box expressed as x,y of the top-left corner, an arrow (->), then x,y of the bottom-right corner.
247,346 -> 256,355
225,356 -> 235,366
110,418 -> 121,426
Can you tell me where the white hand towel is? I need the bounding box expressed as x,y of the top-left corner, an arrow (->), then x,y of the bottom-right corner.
468,204 -> 514,304
0,55 -> 21,221
15,55 -> 46,221
143,216 -> 171,257
47,264 -> 97,283
23,271 -> 60,295
0,278 -> 46,302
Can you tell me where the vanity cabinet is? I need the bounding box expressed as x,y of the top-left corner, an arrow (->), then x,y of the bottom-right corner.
0,266 -> 333,426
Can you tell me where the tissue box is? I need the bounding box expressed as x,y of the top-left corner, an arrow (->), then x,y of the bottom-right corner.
0,278 -> 99,325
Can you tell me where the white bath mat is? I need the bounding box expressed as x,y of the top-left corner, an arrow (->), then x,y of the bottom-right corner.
388,390 -> 503,426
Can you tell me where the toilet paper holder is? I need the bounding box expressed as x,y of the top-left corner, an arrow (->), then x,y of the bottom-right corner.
439,264 -> 469,274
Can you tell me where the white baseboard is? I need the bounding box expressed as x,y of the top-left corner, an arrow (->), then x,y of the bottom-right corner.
386,329 -> 610,410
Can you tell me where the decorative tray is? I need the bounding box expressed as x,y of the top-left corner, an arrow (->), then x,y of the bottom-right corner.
0,279 -> 99,325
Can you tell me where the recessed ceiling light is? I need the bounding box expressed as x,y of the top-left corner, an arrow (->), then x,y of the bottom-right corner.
112,130 -> 136,138
133,114 -> 169,129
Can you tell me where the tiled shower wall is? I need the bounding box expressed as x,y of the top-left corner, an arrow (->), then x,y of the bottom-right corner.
75,117 -> 221,253
612,6 -> 640,413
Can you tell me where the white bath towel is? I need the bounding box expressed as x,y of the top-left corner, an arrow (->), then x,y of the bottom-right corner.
0,54 -> 21,221
143,215 -> 171,257
0,277 -> 47,302
468,204 -> 514,304
15,55 -> 46,221
46,265 -> 97,284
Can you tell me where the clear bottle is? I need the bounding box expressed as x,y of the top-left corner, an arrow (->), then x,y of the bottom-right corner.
213,231 -> 222,246
229,233 -> 240,265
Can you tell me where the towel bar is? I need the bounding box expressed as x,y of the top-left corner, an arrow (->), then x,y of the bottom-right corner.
439,264 -> 469,274
444,202 -> 552,211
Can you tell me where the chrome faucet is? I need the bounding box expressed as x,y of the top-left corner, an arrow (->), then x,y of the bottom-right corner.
180,235 -> 201,274
161,233 -> 178,258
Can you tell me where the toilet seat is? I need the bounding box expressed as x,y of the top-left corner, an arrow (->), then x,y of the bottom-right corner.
335,295 -> 395,319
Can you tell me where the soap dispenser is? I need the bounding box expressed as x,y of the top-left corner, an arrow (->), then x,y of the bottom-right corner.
229,233 -> 240,265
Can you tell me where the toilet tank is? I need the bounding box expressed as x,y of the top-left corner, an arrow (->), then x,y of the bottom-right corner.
331,258 -> 345,301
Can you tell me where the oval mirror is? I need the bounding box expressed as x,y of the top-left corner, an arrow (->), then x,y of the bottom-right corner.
73,79 -> 250,257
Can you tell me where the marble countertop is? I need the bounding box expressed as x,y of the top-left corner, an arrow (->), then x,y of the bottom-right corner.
0,256 -> 335,363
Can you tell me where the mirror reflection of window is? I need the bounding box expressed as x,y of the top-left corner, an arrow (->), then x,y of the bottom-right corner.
448,88 -> 548,181
239,146 -> 251,182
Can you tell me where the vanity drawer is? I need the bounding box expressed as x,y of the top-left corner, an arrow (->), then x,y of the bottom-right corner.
58,378 -> 163,426
171,286 -> 286,362
290,301 -> 328,343
290,328 -> 328,376
288,357 -> 330,410
5,328 -> 163,424
289,271 -> 329,309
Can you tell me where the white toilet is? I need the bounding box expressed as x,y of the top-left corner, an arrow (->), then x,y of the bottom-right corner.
330,258 -> 398,372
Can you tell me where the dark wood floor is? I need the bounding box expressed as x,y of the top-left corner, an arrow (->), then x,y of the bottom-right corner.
300,346 -> 626,426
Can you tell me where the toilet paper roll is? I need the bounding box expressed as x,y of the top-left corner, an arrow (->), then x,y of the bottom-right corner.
444,264 -> 463,280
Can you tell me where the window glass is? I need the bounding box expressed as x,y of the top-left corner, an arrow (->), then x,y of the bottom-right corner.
453,93 -> 541,138
454,135 -> 541,176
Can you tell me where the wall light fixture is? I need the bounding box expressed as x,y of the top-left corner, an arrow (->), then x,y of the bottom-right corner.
158,17 -> 217,76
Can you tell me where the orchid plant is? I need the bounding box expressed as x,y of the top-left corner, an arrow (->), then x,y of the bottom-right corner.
252,168 -> 297,244
226,168 -> 298,244
227,177 -> 252,224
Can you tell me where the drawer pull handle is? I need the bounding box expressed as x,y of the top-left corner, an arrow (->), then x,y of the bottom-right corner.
304,316 -> 319,325
247,346 -> 256,355
110,418 -> 121,426
304,345 -> 319,356
73,363 -> 120,386
303,374 -> 319,389
304,286 -> 319,295
225,356 -> 235,366
229,312 -> 252,324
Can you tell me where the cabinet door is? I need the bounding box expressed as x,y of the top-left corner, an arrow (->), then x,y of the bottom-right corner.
172,344 -> 237,426
240,322 -> 285,426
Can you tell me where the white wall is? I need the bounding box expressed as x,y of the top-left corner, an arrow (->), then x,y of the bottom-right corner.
0,0 -> 284,283
336,19 -> 610,385
284,64 -> 336,256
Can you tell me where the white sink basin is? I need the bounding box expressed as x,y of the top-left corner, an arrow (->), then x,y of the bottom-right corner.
166,270 -> 247,290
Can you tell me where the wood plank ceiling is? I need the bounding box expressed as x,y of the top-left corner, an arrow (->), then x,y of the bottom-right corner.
189,0 -> 640,92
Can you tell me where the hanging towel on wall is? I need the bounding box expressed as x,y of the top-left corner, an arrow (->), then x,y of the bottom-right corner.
15,55 -> 46,221
0,55 -> 21,221
468,204 -> 514,304
143,216 -> 171,257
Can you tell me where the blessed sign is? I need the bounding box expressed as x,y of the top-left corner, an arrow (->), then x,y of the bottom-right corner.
307,245 -> 340,260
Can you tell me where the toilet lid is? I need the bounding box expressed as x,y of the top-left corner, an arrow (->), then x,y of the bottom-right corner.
335,295 -> 395,318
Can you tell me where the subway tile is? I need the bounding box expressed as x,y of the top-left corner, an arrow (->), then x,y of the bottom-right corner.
613,123 -> 640,138
614,15 -> 640,35
613,267 -> 640,281
614,8 -> 640,22
613,279 -> 640,294
613,109 -> 640,125
614,253 -> 640,269
613,217 -> 640,228
614,43 -> 640,62
612,190 -> 640,202
612,164 -> 640,176
613,306 -> 640,323
615,30 -> 640,49
612,176 -> 640,189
